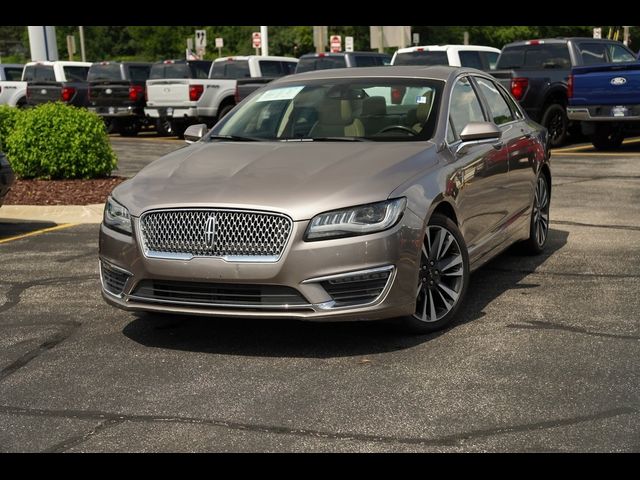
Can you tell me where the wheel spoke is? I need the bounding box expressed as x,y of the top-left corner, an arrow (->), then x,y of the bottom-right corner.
439,254 -> 462,272
429,229 -> 442,261
421,290 -> 428,322
422,244 -> 428,261
428,290 -> 437,322
436,288 -> 452,311
438,234 -> 454,260
441,268 -> 463,277
437,282 -> 459,302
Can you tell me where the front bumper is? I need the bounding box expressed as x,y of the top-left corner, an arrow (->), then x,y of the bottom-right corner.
98,209 -> 424,321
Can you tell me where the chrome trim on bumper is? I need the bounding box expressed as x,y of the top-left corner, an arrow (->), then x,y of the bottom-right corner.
567,107 -> 640,122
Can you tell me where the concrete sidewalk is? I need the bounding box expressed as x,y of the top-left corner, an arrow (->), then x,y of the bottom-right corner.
0,203 -> 105,224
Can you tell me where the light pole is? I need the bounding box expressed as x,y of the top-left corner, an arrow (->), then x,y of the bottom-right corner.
260,26 -> 269,57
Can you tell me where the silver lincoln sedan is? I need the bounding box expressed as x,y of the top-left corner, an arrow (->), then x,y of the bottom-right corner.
99,66 -> 550,333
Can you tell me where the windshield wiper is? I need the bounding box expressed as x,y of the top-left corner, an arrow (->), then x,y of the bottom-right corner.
209,134 -> 262,142
308,136 -> 370,142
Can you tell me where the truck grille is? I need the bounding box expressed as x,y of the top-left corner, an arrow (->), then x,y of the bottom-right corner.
139,209 -> 292,261
130,280 -> 311,310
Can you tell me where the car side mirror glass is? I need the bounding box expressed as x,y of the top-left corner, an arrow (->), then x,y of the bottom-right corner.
184,124 -> 208,144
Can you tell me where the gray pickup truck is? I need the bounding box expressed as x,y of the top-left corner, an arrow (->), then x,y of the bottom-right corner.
25,61 -> 92,108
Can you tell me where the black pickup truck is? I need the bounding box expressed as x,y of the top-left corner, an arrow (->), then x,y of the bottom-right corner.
87,61 -> 152,136
491,38 -> 637,147
25,61 -> 92,108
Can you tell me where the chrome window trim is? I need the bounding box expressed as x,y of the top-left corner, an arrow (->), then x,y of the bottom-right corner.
444,74 -> 488,146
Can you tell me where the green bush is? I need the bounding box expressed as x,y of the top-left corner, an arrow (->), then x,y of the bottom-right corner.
4,102 -> 117,179
0,105 -> 24,151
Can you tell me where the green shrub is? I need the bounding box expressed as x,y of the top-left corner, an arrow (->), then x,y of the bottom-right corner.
4,102 -> 117,179
0,105 -> 24,151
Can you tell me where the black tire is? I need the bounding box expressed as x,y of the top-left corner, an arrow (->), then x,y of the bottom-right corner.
541,104 -> 568,148
16,98 -> 27,109
399,213 -> 470,334
155,118 -> 173,137
104,118 -> 119,134
520,173 -> 551,255
591,125 -> 624,150
216,103 -> 235,124
119,121 -> 140,137
171,121 -> 187,139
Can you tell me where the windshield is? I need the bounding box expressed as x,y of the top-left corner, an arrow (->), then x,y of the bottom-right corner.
211,77 -> 443,142
393,51 -> 449,66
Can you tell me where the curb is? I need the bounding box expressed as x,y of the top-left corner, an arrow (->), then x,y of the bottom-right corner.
0,203 -> 104,224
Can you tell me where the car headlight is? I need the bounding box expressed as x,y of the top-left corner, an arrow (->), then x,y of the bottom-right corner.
104,196 -> 132,235
305,198 -> 406,241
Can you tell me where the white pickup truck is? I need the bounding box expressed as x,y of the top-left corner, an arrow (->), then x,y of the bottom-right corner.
145,55 -> 298,136
0,64 -> 27,108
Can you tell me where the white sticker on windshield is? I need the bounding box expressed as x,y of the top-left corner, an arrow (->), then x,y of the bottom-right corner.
257,86 -> 305,102
416,96 -> 427,104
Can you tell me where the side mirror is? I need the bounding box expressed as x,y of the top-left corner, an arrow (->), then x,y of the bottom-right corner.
455,122 -> 502,155
184,124 -> 208,144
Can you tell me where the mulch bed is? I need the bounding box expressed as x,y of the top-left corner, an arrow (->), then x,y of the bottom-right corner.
4,177 -> 127,205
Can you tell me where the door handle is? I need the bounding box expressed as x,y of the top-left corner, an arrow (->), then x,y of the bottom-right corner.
492,140 -> 504,150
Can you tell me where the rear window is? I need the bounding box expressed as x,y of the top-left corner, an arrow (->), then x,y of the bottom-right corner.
128,65 -> 151,82
150,61 -> 210,79
88,64 -> 123,81
459,51 -> 483,69
393,51 -> 449,66
353,55 -> 381,67
23,65 -> 55,82
578,43 -> 607,65
63,66 -> 89,82
295,56 -> 347,73
3,67 -> 23,81
496,44 -> 571,70
210,60 -> 251,78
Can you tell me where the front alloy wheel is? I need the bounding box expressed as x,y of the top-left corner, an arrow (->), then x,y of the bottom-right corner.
521,174 -> 550,255
401,213 -> 469,333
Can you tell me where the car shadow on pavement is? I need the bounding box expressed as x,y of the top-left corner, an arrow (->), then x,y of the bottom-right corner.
0,220 -> 57,240
122,228 -> 569,358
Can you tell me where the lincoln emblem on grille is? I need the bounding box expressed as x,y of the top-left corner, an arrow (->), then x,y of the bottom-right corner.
204,216 -> 216,248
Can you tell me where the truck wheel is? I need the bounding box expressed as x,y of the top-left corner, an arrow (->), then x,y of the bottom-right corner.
104,118 -> 119,134
119,121 -> 140,137
155,118 -> 173,137
216,104 -> 235,124
592,125 -> 624,150
541,104 -> 568,148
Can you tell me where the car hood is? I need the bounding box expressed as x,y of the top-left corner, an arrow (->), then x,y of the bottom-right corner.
113,140 -> 438,220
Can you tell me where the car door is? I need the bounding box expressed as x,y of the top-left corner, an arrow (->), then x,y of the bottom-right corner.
446,76 -> 511,263
472,76 -> 534,226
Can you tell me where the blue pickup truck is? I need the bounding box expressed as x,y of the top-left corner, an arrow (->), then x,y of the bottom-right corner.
567,61 -> 640,149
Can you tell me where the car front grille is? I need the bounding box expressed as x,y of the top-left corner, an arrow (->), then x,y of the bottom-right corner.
100,261 -> 131,296
320,267 -> 393,307
139,209 -> 292,261
129,280 -> 311,310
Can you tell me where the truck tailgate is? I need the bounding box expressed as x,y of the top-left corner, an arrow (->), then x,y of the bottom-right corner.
571,63 -> 640,106
27,83 -> 62,103
146,79 -> 191,106
89,81 -> 130,105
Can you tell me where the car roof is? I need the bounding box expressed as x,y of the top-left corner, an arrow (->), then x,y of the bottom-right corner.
24,61 -> 92,67
396,44 -> 501,53
298,52 -> 391,58
274,65 -> 479,83
504,37 -> 624,47
214,56 -> 298,62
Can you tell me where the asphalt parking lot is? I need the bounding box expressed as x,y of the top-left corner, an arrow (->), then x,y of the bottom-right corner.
0,136 -> 638,452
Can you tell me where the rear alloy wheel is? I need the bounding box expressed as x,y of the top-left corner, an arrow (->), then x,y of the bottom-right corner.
592,125 -> 624,150
401,213 -> 469,334
541,104 -> 568,148
521,174 -> 550,255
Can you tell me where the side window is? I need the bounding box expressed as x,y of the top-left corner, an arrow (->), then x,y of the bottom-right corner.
23,66 -> 36,82
258,61 -> 283,77
497,83 -> 524,119
475,77 -> 514,125
459,51 -> 483,69
482,52 -> 499,70
129,66 -> 150,82
448,77 -> 486,141
608,44 -> 636,63
579,43 -> 608,65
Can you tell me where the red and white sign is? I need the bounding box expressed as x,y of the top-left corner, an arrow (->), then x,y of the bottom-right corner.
252,32 -> 262,49
330,35 -> 342,53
